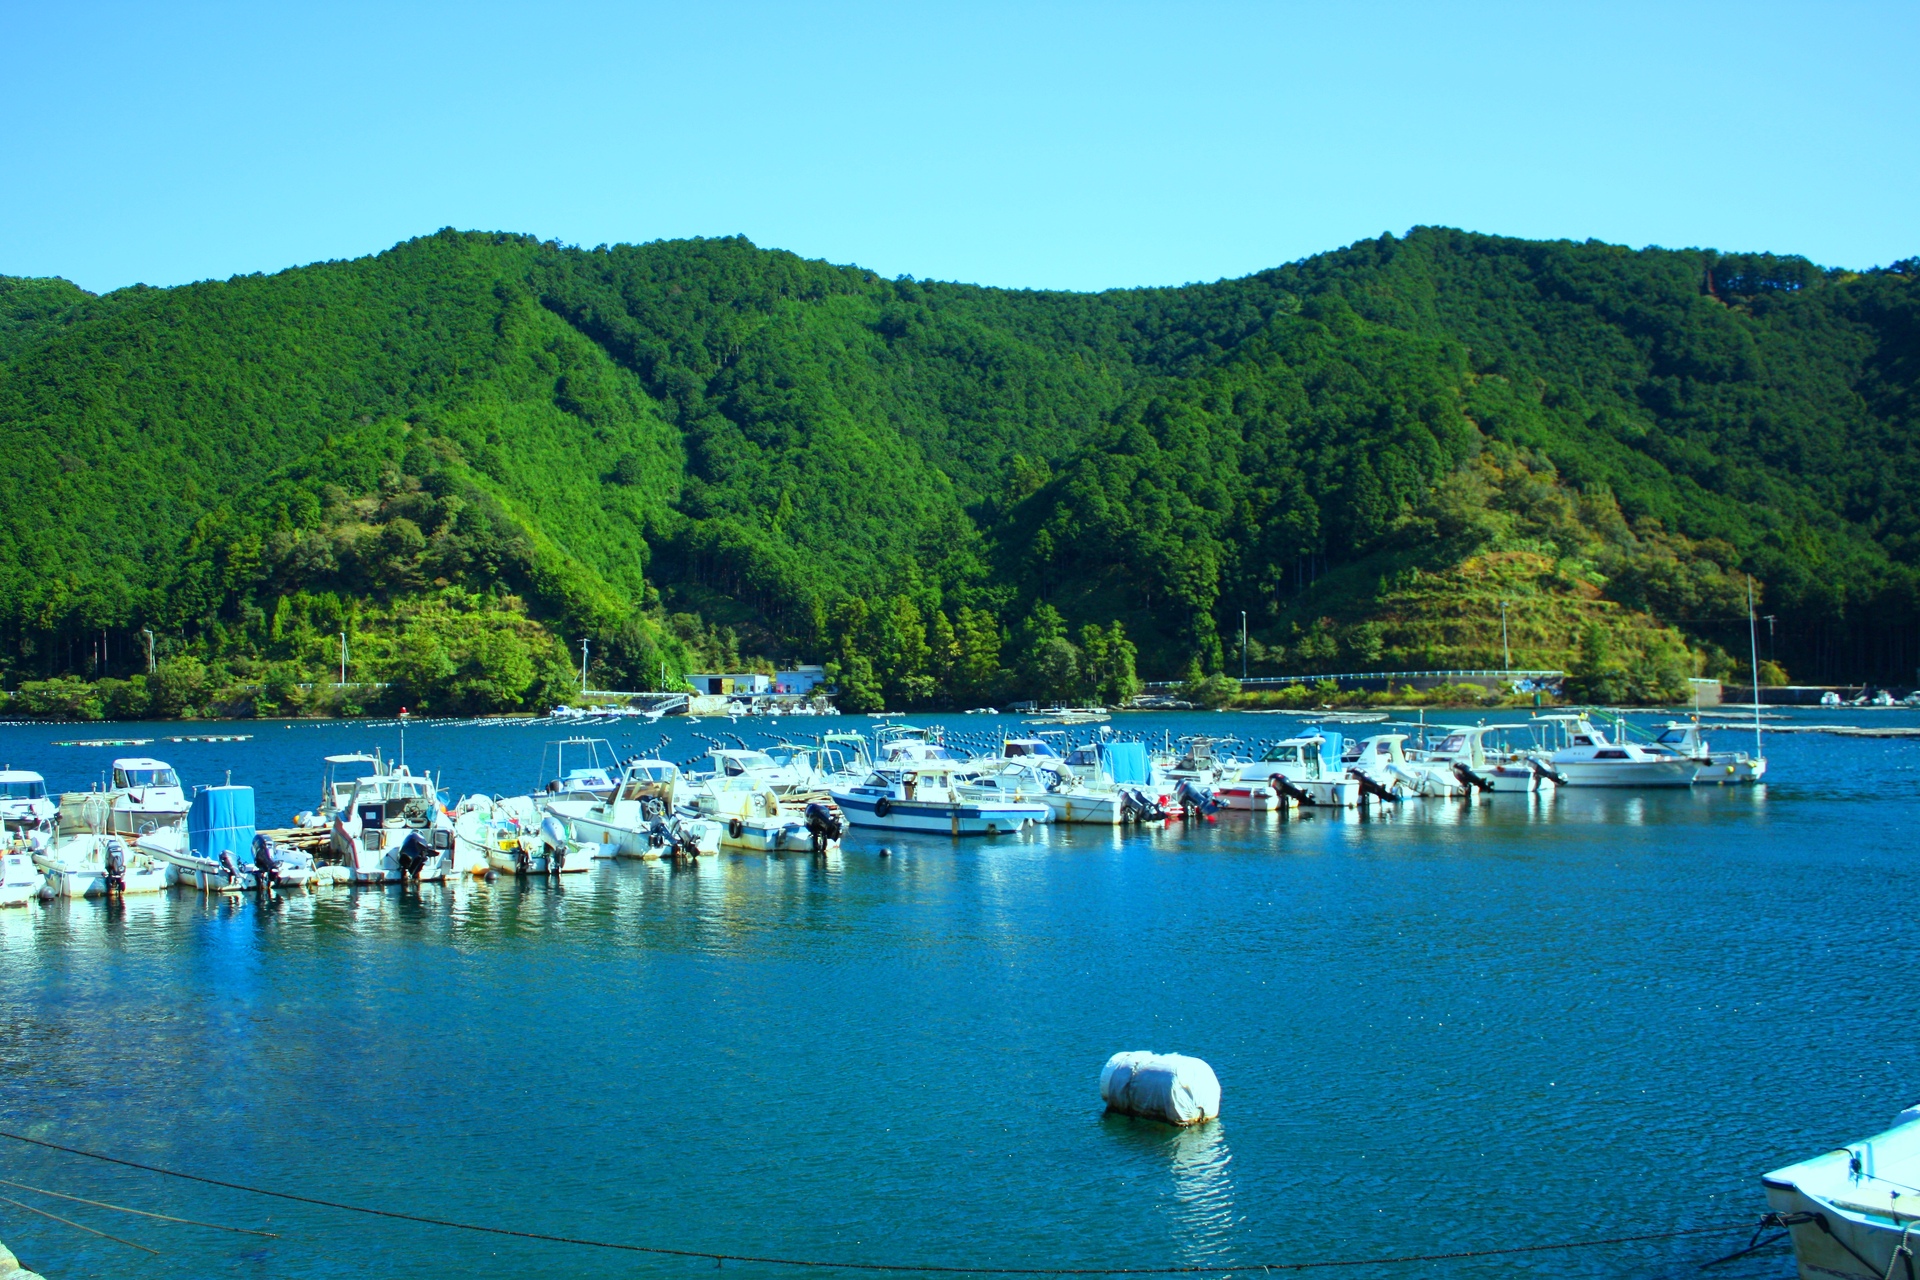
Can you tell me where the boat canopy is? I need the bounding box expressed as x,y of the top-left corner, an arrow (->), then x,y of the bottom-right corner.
1101,742 -> 1151,785
188,785 -> 255,861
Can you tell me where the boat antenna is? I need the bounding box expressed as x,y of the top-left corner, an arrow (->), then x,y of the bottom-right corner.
1747,575 -> 1763,764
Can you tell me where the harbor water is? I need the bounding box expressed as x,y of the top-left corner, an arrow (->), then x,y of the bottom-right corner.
1,710 -> 1916,1278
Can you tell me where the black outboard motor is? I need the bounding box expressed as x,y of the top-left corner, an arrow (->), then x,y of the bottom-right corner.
397,831 -> 433,880
1451,762 -> 1493,794
1121,788 -> 1166,823
647,815 -> 672,851
803,802 -> 844,854
103,840 -> 128,894
1352,770 -> 1399,806
666,819 -> 702,866
218,848 -> 241,888
252,833 -> 280,893
1174,779 -> 1220,818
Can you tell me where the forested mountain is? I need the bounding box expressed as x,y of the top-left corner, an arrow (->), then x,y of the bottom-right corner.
0,227 -> 1914,715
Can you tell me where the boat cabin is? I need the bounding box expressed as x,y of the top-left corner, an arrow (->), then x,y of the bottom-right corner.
539,737 -> 620,799
111,758 -> 180,792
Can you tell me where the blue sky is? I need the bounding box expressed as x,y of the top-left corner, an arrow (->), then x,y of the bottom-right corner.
3,1 -> 1913,295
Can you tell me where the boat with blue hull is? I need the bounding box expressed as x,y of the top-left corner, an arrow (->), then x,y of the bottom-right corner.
833,762 -> 1047,836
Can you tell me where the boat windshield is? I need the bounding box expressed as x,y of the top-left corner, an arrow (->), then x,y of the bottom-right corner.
626,763 -> 677,783
1654,728 -> 1693,746
1432,733 -> 1467,754
1004,741 -> 1060,758
1260,744 -> 1301,763
0,780 -> 46,799
114,767 -> 179,789
718,752 -> 776,775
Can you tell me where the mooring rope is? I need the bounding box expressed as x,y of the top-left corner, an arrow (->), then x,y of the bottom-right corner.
0,1175 -> 278,1237
0,1129 -> 1743,1274
0,1193 -> 160,1256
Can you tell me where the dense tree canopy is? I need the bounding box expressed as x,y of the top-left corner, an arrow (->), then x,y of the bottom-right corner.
0,227 -> 1913,714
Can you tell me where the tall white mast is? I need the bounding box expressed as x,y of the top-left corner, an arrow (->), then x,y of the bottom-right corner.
1747,576 -> 1763,762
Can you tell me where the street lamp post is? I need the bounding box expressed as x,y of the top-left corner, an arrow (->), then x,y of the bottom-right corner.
339,632 -> 348,685
142,629 -> 155,675
1499,600 -> 1511,671
580,638 -> 590,694
1241,611 -> 1248,680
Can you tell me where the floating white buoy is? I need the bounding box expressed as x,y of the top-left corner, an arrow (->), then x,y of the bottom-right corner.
1100,1051 -> 1220,1125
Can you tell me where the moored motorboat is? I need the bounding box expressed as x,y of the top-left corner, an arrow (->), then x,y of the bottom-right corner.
1533,714 -> 1697,788
328,763 -> 456,883
832,762 -> 1047,835
1651,719 -> 1766,785
453,796 -> 591,875
142,785 -> 315,891
35,796 -> 172,897
552,760 -> 720,858
1236,733 -> 1361,807
1763,1104 -> 1920,1279
1421,725 -> 1553,792
104,757 -> 190,836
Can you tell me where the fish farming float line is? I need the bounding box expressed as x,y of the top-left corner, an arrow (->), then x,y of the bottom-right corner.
0,1129 -> 1743,1275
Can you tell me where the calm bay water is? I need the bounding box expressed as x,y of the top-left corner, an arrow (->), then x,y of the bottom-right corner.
1,709 -> 1917,1279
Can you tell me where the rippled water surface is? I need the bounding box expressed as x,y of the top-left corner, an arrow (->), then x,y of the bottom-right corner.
1,709 -> 1917,1278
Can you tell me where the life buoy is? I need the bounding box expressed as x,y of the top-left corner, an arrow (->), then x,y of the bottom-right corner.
873,797 -> 893,818
728,817 -> 745,839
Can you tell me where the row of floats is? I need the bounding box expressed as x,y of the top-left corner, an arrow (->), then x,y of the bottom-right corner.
0,711 -> 1766,903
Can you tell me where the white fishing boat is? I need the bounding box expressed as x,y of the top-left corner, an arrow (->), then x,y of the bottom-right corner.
1763,1104 -> 1920,1279
1421,725 -> 1552,792
0,843 -> 43,905
1533,714 -> 1697,787
694,778 -> 841,852
452,796 -> 591,875
1235,733 -> 1362,807
957,761 -> 1062,822
104,757 -> 189,836
141,785 -> 315,891
1342,733 -> 1453,799
328,763 -> 456,883
832,762 -> 1047,835
0,769 -> 56,835
551,760 -> 720,858
1651,719 -> 1766,784
534,737 -> 623,801
36,794 -> 172,896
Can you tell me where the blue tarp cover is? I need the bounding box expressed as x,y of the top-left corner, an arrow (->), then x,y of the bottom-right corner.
188,785 -> 256,860
1101,741 -> 1151,785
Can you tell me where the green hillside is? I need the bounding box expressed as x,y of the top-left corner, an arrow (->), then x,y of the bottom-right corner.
0,227 -> 1914,715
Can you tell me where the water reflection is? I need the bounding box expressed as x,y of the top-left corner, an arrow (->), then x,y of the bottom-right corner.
1100,1115 -> 1239,1266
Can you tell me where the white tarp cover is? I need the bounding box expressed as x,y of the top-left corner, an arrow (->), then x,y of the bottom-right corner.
1099,1051 -> 1220,1125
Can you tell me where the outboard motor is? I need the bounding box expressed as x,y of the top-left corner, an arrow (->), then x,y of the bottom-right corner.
1352,770 -> 1400,806
803,802 -> 844,854
397,831 -> 433,880
103,840 -> 128,894
1269,774 -> 1316,807
647,815 -> 672,851
218,848 -> 241,888
1121,788 -> 1166,823
1174,779 -> 1220,819
666,819 -> 702,866
252,833 -> 280,893
1451,762 -> 1493,795
540,815 -> 569,875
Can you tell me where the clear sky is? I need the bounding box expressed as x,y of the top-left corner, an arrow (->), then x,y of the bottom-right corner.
3,1 -> 1913,295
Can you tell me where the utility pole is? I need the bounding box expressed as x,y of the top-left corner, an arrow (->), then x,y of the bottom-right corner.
1499,601 -> 1511,670
142,629 -> 155,675
1241,611 -> 1248,680
340,632 -> 348,685
580,638 -> 590,694
1763,615 -> 1777,667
